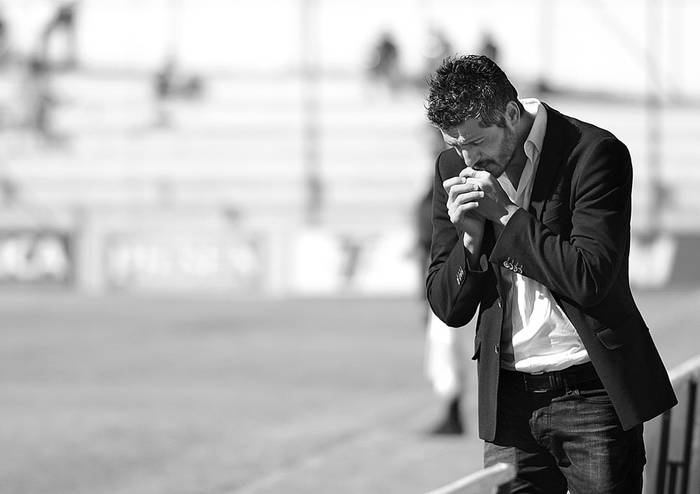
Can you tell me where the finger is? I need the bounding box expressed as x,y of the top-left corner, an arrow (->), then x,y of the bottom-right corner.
443,176 -> 464,193
449,202 -> 479,223
459,167 -> 477,178
454,191 -> 485,206
464,178 -> 485,190
455,202 -> 479,215
456,179 -> 486,199
460,167 -> 491,180
448,183 -> 482,202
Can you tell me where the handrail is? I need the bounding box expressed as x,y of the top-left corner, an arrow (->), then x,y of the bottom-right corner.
668,354 -> 700,385
652,354 -> 700,494
425,355 -> 700,494
424,463 -> 515,494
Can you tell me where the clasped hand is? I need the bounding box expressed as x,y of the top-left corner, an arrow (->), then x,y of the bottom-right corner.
442,167 -> 519,233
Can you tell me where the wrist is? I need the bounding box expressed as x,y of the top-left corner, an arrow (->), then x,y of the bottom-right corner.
462,230 -> 483,258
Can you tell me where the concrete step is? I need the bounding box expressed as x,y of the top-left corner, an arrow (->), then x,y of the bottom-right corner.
15,179 -> 305,209
5,158 -> 305,180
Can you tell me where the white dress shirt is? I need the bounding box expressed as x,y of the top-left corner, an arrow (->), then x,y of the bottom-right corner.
498,99 -> 590,373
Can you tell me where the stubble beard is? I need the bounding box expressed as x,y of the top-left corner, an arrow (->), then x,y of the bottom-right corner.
495,128 -> 520,179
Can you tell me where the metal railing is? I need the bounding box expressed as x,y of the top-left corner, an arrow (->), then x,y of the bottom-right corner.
424,463 -> 515,494
649,355 -> 700,494
425,355 -> 700,494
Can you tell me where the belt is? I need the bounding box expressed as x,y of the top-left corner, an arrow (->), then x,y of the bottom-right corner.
503,362 -> 602,394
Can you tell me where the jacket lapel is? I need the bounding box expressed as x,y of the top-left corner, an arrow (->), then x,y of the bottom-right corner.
529,104 -> 568,220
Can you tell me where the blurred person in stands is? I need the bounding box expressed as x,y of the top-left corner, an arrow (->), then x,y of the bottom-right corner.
40,0 -> 79,69
367,31 -> 401,95
422,26 -> 452,81
22,56 -> 59,142
425,55 -> 676,493
0,6 -> 8,64
628,181 -> 677,288
477,31 -> 500,64
415,128 -> 468,435
152,57 -> 204,128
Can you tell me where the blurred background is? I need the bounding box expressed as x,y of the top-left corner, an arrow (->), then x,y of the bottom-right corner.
0,0 -> 699,493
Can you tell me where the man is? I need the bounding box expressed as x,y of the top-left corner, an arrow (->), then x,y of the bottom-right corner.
425,55 -> 676,493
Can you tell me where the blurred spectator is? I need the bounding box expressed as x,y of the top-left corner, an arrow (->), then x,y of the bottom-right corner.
367,31 -> 401,94
415,130 -> 447,290
0,175 -> 18,206
21,56 -> 60,142
0,6 -> 9,65
152,57 -> 204,127
478,31 -> 501,63
415,128 -> 468,435
477,31 -> 499,63
155,58 -> 203,100
423,26 -> 452,80
478,31 -> 500,63
629,181 -> 677,288
423,311 -> 467,434
40,1 -> 79,69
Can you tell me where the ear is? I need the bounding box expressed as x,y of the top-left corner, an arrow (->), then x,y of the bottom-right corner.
503,101 -> 520,130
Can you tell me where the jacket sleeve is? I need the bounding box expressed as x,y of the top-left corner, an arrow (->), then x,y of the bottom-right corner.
426,152 -> 489,327
490,137 -> 632,307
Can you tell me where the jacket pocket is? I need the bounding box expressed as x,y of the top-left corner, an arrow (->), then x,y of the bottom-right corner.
594,327 -> 624,350
593,315 -> 645,350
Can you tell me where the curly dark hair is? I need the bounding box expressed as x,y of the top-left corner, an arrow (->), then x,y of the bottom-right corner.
426,55 -> 523,130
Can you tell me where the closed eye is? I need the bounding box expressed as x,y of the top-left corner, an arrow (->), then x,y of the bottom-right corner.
450,139 -> 484,150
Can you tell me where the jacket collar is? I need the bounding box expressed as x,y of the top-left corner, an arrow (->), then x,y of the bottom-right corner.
528,103 -> 571,220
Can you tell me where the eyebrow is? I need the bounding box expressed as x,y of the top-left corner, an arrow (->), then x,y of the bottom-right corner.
447,135 -> 484,146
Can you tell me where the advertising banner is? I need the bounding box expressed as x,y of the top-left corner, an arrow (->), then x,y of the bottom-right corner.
0,229 -> 73,285
104,232 -> 263,292
287,227 -> 421,296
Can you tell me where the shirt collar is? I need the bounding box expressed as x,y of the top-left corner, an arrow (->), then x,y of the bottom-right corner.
496,99 -> 547,205
522,98 -> 547,165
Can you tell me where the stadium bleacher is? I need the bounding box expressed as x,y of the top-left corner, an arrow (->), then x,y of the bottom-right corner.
4,71 -> 700,232
1,68 -> 699,294
2,72 -> 431,232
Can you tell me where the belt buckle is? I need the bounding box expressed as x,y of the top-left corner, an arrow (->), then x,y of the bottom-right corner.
523,373 -> 549,393
525,372 -> 561,393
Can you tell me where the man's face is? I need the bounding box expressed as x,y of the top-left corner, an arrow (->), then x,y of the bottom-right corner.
440,117 -> 518,178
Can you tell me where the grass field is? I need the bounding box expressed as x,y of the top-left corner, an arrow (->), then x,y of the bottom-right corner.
1,287 -> 700,494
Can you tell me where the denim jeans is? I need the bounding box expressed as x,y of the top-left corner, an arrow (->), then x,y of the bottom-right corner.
484,369 -> 646,494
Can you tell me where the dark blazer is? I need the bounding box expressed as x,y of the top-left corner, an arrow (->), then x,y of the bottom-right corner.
426,103 -> 677,441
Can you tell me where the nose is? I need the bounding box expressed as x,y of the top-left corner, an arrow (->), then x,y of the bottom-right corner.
459,146 -> 480,167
